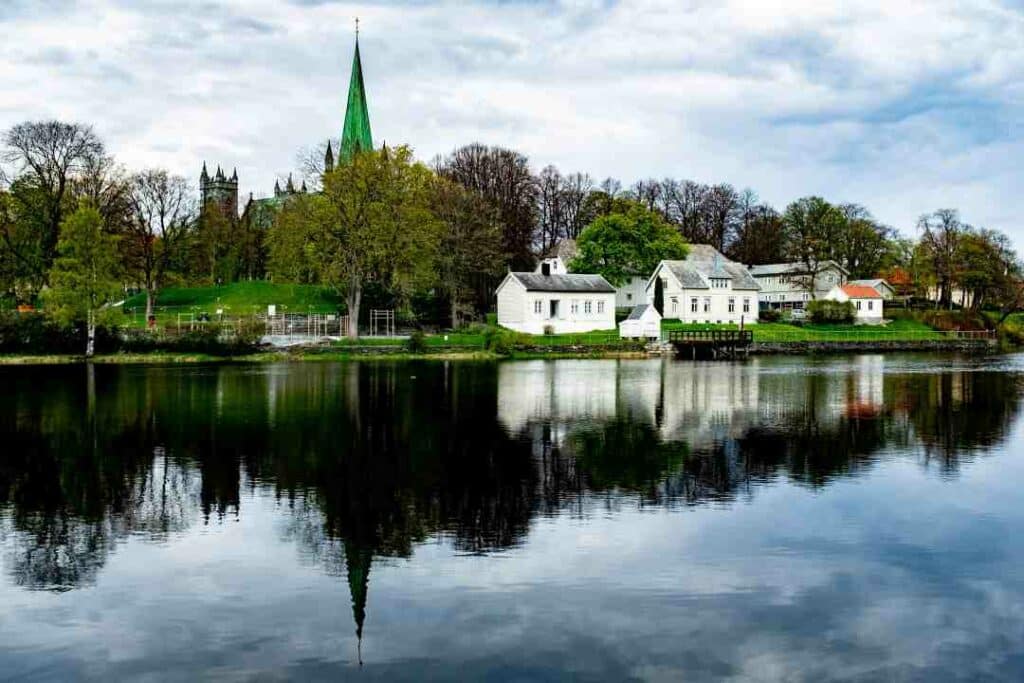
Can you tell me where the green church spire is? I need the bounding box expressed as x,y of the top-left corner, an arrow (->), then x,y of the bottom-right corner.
340,28 -> 373,162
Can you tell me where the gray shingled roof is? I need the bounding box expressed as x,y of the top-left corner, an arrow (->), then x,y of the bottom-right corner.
625,304 -> 657,321
749,260 -> 849,277
509,272 -> 616,293
658,245 -> 760,291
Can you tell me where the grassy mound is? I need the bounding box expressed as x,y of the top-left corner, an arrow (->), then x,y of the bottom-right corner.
122,282 -> 343,320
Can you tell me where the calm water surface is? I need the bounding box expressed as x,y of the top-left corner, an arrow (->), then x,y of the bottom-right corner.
2,355 -> 1024,681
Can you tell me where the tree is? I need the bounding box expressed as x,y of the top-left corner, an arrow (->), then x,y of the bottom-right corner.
834,204 -> 894,279
569,204 -> 688,287
437,144 -> 537,271
433,178 -> 503,327
0,121 -> 105,293
917,209 -> 965,309
783,197 -> 846,298
272,146 -> 439,337
729,192 -> 786,265
126,170 -> 194,318
43,203 -> 121,357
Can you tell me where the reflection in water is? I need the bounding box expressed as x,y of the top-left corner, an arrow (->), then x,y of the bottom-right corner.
0,357 -> 1022,677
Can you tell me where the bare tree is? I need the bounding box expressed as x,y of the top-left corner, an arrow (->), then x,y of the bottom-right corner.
437,143 -> 538,272
126,170 -> 195,318
917,209 -> 964,309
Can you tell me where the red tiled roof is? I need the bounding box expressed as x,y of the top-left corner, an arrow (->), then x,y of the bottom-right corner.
841,284 -> 882,299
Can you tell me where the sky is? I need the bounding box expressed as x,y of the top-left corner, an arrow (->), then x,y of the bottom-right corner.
1,0 -> 1022,243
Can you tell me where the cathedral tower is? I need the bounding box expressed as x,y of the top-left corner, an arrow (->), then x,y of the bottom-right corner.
200,162 -> 239,218
339,31 -> 373,162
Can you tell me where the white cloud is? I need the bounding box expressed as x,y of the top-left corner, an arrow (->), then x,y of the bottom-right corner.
1,0 -> 1022,240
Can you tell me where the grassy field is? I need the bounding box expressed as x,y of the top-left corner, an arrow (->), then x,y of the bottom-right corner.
661,318 -> 946,342
121,282 -> 343,326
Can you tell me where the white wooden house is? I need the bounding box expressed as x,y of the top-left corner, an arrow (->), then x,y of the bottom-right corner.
645,245 -> 760,325
496,269 -> 617,334
619,304 -> 661,340
824,284 -> 884,323
749,261 -> 848,311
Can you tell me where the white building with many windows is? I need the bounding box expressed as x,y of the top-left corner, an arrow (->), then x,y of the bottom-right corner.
496,268 -> 617,334
748,261 -> 848,311
645,245 -> 760,325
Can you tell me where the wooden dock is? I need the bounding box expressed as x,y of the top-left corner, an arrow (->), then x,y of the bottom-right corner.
667,329 -> 753,360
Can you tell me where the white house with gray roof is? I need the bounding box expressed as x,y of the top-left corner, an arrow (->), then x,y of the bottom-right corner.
496,270 -> 617,335
749,261 -> 848,311
645,245 -> 760,325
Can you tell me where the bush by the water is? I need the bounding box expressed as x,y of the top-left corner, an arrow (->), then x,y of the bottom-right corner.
807,300 -> 855,323
485,327 -> 530,355
759,309 -> 782,323
0,312 -> 263,357
0,313 -> 120,354
405,329 -> 427,354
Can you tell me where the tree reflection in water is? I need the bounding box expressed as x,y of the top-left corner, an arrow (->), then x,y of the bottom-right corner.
0,356 -> 1020,654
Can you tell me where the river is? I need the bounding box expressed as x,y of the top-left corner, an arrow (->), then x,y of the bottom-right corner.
1,355 -> 1023,681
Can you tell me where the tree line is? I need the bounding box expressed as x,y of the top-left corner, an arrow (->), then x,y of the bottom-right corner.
1,119 -> 1021,340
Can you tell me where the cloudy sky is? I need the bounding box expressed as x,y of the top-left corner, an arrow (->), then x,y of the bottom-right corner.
1,0 -> 1022,242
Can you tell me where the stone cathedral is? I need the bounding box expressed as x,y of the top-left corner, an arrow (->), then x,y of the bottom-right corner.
199,34 -> 374,228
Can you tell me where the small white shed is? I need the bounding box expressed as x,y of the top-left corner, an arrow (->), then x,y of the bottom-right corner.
619,304 -> 662,340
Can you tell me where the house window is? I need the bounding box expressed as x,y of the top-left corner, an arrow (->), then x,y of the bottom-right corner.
534,300 -> 542,315
868,301 -> 873,311
728,298 -> 735,313
584,301 -> 592,314
626,293 -> 632,302
703,298 -> 710,313
691,298 -> 698,313
597,301 -> 604,314
671,297 -> 678,313
856,301 -> 862,310
743,298 -> 750,313
571,300 -> 579,314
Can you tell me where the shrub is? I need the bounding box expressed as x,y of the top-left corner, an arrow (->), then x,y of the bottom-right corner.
485,327 -> 529,355
543,324 -> 555,336
406,329 -> 427,354
759,309 -> 782,323
807,300 -> 855,323
0,312 -> 120,354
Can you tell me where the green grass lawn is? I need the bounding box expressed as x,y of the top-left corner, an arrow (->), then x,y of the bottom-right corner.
661,318 -> 945,341
120,282 -> 343,327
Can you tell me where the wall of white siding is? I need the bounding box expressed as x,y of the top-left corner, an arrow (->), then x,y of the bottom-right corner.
647,270 -> 757,325
615,276 -> 649,308
496,277 -> 526,324
498,288 -> 617,335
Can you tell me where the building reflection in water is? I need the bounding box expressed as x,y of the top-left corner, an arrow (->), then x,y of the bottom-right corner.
0,357 -> 1020,663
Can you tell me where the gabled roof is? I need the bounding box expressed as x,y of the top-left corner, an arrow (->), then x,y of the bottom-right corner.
848,279 -> 893,290
841,284 -> 883,299
650,245 -> 760,291
749,260 -> 850,277
625,304 -> 659,321
504,272 -> 616,293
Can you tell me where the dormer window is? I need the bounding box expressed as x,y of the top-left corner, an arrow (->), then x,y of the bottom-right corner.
711,278 -> 729,289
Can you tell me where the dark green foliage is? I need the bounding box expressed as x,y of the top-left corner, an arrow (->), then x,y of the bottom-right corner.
759,309 -> 782,323
807,300 -> 855,323
0,313 -> 119,354
406,329 -> 427,354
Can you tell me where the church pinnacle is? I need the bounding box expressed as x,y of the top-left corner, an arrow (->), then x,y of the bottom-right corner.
340,25 -> 373,162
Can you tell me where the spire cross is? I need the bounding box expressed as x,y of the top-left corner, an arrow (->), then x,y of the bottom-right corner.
355,17 -> 359,39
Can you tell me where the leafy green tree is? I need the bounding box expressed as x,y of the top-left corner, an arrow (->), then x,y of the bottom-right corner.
569,204 -> 688,287
835,204 -> 894,279
270,146 -> 439,337
783,197 -> 846,298
43,202 -> 122,357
